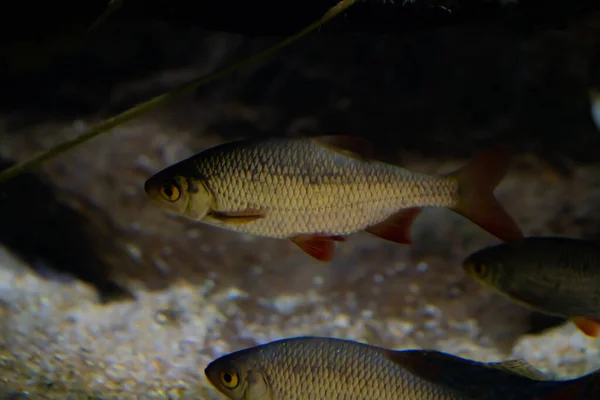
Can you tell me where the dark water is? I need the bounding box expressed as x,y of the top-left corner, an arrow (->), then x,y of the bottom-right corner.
0,9 -> 599,398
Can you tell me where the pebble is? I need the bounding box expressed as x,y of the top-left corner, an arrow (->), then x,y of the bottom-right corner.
312,275 -> 324,287
416,262 -> 429,272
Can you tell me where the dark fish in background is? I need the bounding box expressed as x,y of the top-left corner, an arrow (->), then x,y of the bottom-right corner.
145,136 -> 523,261
205,336 -> 599,400
463,237 -> 600,337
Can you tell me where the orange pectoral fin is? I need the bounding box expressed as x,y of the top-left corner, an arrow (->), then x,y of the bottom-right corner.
290,234 -> 345,262
572,317 -> 600,337
208,209 -> 265,224
365,207 -> 422,245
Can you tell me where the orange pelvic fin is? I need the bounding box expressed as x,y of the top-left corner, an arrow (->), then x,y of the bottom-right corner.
365,207 -> 422,245
572,316 -> 600,337
290,234 -> 345,262
449,146 -> 524,244
312,135 -> 374,161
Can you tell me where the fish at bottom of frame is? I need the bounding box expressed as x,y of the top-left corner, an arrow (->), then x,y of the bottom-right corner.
205,336 -> 599,399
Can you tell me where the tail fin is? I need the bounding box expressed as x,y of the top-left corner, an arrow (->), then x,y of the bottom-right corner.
449,146 -> 524,244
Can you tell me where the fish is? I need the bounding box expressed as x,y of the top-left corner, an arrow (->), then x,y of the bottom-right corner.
394,348 -> 600,400
144,136 -> 523,261
591,89 -> 600,133
204,336 -> 599,399
463,237 -> 600,337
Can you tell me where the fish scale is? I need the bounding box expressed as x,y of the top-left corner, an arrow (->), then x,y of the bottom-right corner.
226,338 -> 461,399
207,338 -> 447,399
145,136 -> 524,260
205,337 -> 600,400
195,138 -> 456,238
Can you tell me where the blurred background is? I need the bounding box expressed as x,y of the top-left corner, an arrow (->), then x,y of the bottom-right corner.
1,0 -> 600,398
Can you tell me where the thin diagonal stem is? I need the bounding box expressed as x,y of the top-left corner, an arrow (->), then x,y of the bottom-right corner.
0,0 -> 357,183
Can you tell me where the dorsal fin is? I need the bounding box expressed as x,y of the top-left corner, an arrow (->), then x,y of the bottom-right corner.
387,350 -> 548,383
311,135 -> 374,161
487,360 -> 549,380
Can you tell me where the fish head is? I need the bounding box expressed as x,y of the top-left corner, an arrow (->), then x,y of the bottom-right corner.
462,244 -> 511,289
144,170 -> 212,220
205,353 -> 270,400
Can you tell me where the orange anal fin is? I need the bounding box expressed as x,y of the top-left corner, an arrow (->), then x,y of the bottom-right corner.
365,207 -> 421,245
290,234 -> 344,262
572,317 -> 600,337
450,146 -> 524,244
208,209 -> 265,224
311,135 -> 374,160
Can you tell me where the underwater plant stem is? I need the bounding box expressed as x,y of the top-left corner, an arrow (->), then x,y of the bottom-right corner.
0,0 -> 357,184
87,0 -> 125,32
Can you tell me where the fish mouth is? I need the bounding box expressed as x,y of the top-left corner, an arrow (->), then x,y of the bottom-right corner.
203,363 -> 220,392
461,252 -> 485,273
143,183 -> 164,205
461,260 -> 475,275
143,175 -> 162,197
143,178 -> 152,194
460,256 -> 476,275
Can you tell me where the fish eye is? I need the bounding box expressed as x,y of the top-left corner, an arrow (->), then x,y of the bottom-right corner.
472,262 -> 486,276
160,181 -> 180,202
220,370 -> 239,389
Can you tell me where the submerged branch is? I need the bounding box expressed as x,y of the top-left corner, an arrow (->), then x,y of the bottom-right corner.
0,0 -> 357,184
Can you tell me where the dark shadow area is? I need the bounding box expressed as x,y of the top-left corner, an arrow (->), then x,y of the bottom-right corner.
1,0 -> 598,124
0,4 -> 599,394
526,311 -> 568,335
2,0 -> 598,39
0,159 -> 135,303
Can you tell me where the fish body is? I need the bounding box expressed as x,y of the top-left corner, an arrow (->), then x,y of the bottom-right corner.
145,136 -> 523,261
463,237 -> 600,337
205,336 -> 465,399
204,336 -> 598,400
395,348 -> 600,400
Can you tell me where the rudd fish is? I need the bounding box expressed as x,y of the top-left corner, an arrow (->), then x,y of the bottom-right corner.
204,336 -> 599,399
463,237 -> 600,338
144,136 -> 523,261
